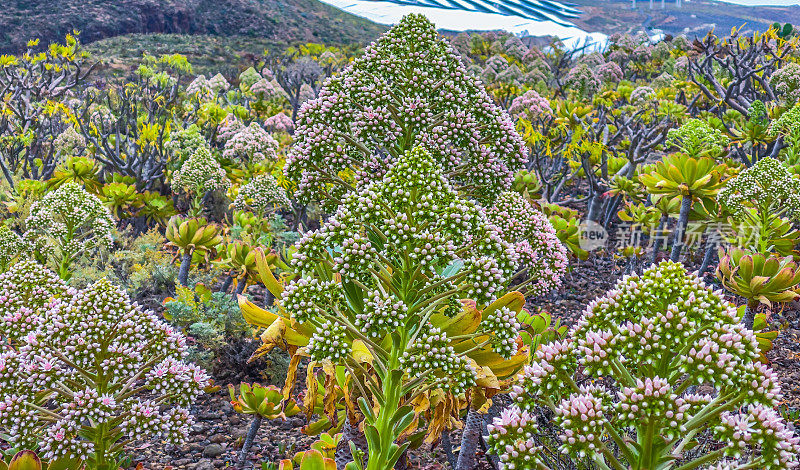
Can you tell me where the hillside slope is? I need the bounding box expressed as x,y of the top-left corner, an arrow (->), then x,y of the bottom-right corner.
0,0 -> 387,53
567,0 -> 800,37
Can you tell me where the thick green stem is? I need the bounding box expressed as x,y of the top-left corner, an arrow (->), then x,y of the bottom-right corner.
365,333 -> 406,470
671,447 -> 726,470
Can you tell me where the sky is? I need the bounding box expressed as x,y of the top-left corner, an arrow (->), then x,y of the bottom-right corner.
320,0 -> 799,43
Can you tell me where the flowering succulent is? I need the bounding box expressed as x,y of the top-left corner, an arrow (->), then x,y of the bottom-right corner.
577,52 -> 605,69
484,191 -> 568,297
666,118 -> 731,159
718,157 -> 800,220
770,62 -> 800,107
52,126 -> 85,159
165,124 -> 210,171
275,146 -> 520,470
24,181 -> 114,280
563,63 -> 600,98
508,90 -> 551,119
489,262 -> 800,470
286,14 -> 526,208
652,72 -> 675,88
217,114 -> 245,144
630,85 -> 656,106
185,74 -> 213,98
0,225 -> 24,272
238,67 -> 262,90
769,103 -> 800,138
222,122 -> 279,163
265,112 -> 294,133
298,83 -> 316,104
595,61 -> 623,84
504,36 -> 528,61
249,78 -> 282,99
208,73 -> 230,93
171,147 -> 230,215
483,55 -> 510,83
0,260 -> 209,468
232,173 -> 290,216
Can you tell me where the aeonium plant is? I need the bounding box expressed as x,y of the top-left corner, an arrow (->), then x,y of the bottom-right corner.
170,146 -> 231,217
0,260 -> 210,469
286,14 -> 525,208
24,181 -> 115,281
489,261 -> 800,470
258,146 -> 523,470
485,191 -> 568,297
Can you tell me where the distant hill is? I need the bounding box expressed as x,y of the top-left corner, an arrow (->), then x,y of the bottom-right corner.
0,0 -> 387,54
565,0 -> 800,38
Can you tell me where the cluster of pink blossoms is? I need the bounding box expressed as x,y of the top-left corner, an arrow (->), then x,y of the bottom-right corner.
485,192 -> 568,297
222,122 -> 279,163
508,90 -> 552,120
0,260 -> 208,463
286,14 -> 526,208
281,147 -> 519,393
264,111 -> 294,133
489,261 -> 800,470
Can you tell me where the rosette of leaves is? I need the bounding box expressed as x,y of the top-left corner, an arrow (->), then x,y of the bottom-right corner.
137,191 -> 176,226
541,203 -> 588,260
286,14 -> 525,209
170,147 -> 230,217
46,156 -> 102,194
214,239 -> 259,295
731,100 -> 774,159
639,155 -> 729,261
0,260 -> 209,469
229,383 -> 301,468
484,191 -> 568,297
717,247 -> 800,328
243,146 -> 524,470
511,170 -> 542,198
488,261 -> 800,470
24,181 -> 115,280
100,181 -> 141,219
166,216 -> 224,286
725,208 -> 800,256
